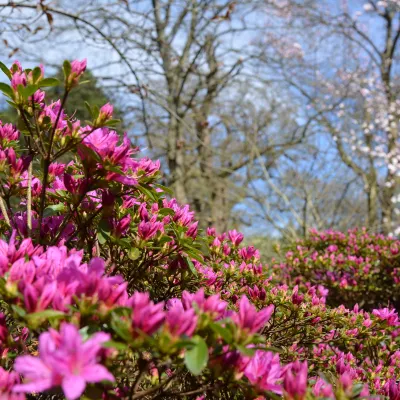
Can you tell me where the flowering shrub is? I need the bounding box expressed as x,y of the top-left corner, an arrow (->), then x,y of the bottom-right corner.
0,60 -> 399,399
274,228 -> 400,310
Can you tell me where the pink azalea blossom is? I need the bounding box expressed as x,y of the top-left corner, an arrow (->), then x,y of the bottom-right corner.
233,296 -> 274,333
244,350 -> 282,394
13,323 -> 114,400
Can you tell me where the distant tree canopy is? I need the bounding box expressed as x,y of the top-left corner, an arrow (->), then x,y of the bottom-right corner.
0,68 -> 121,125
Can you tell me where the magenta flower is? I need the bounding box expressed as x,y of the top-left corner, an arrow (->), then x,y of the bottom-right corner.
233,296 -> 274,333
71,59 -> 87,76
0,122 -> 19,144
228,229 -> 244,246
312,378 -> 334,398
372,308 -> 399,326
165,301 -> 197,337
388,379 -> 400,400
0,367 -> 24,400
244,350 -> 282,394
127,292 -> 165,336
98,103 -> 114,122
13,323 -> 114,400
138,219 -> 163,240
114,214 -> 131,237
10,61 -> 22,74
283,360 -> 308,400
182,288 -> 227,318
11,72 -> 27,90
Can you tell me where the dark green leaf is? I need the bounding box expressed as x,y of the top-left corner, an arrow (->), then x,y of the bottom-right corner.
63,60 -> 72,79
22,84 -> 38,99
32,67 -> 42,83
0,82 -> 13,98
84,101 -> 93,118
157,208 -> 175,217
97,219 -> 111,245
186,257 -> 198,277
0,61 -> 12,80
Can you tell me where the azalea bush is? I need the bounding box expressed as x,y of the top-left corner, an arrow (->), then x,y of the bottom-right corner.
0,59 -> 399,400
274,228 -> 400,310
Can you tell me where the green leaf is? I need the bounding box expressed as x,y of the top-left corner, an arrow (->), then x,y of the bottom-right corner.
128,247 -> 141,261
0,82 -> 13,98
186,257 -> 198,277
110,313 -> 132,342
63,60 -> 72,79
153,183 -> 173,195
236,345 -> 256,357
22,84 -> 38,99
157,208 -> 175,217
104,119 -> 121,127
185,248 -> 204,263
6,100 -> 18,109
43,203 -> 67,218
137,184 -> 159,202
84,101 -> 93,118
12,304 -> 26,318
39,78 -> 60,87
26,309 -> 65,320
32,67 -> 42,83
97,219 -> 111,245
92,105 -> 100,119
103,340 -> 128,351
210,322 -> 233,343
184,336 -> 209,376
0,61 -> 12,80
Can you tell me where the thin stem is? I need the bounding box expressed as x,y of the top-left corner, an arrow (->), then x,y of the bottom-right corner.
0,196 -> 10,227
37,90 -> 69,242
27,161 -> 33,236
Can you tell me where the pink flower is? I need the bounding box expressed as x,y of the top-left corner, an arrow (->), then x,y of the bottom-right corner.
67,59 -> 87,87
114,214 -> 131,237
283,360 -> 308,400
228,229 -> 244,246
312,378 -> 334,398
0,123 -> 19,143
388,379 -> 400,400
182,288 -> 227,318
244,351 -> 282,394
127,292 -> 165,336
71,59 -> 87,76
138,219 -> 163,240
0,367 -> 24,400
372,308 -> 399,326
11,72 -> 27,90
98,103 -> 114,123
13,323 -> 114,400
165,301 -> 197,337
233,296 -> 274,333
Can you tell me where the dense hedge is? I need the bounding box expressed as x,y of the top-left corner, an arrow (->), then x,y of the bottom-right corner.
274,228 -> 400,310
